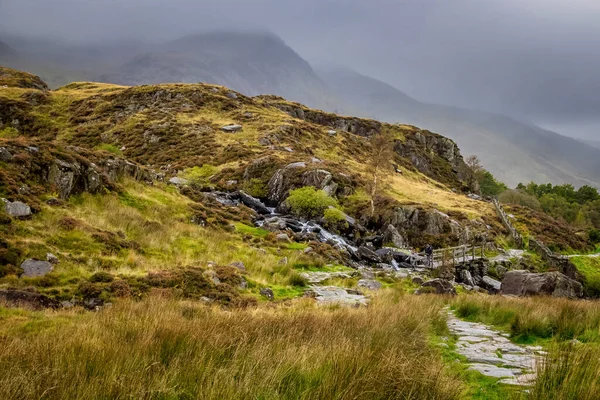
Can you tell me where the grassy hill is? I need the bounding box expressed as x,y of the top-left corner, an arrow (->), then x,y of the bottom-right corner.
2,67 -> 600,399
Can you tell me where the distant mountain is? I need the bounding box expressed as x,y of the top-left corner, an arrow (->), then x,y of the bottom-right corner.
100,32 -> 338,110
582,139 -> 600,150
0,40 -> 18,59
0,37 -> 87,88
317,67 -> 600,188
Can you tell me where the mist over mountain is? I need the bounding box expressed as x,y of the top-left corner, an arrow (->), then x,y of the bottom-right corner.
317,67 -> 600,188
1,29 -> 599,188
99,32 -> 337,110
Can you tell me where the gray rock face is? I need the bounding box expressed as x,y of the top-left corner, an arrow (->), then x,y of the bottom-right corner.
383,224 -> 405,248
20,259 -> 54,277
3,199 -> 32,218
238,191 -> 271,215
221,124 -> 243,132
357,279 -> 382,290
419,279 -> 457,295
48,159 -> 102,199
0,147 -> 12,162
501,271 -> 583,298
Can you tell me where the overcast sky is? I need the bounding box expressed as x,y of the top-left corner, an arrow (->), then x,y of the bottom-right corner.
1,0 -> 599,140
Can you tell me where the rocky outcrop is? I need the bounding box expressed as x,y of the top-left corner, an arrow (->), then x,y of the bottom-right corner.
501,270 -> 583,298
267,162 -> 344,204
394,130 -> 470,187
0,142 -> 155,203
48,158 -> 102,199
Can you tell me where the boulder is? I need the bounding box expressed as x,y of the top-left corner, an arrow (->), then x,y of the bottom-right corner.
2,199 -> 31,218
20,259 -> 53,277
226,92 -> 238,99
0,147 -> 12,162
375,248 -> 395,264
357,279 -> 382,290
327,130 -> 337,136
458,270 -> 476,287
275,233 -> 291,242
501,271 -> 583,298
221,124 -> 243,132
238,191 -> 271,215
262,216 -> 288,231
480,276 -> 502,294
383,224 -> 405,248
419,279 -> 457,295
356,246 -> 382,263
260,288 -> 274,300
0,289 -> 61,310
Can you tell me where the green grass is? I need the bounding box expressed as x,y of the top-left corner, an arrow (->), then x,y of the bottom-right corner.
234,222 -> 270,238
94,143 -> 123,156
570,256 -> 600,297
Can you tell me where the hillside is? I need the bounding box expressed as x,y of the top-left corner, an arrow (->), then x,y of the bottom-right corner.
1,65 -> 522,300
3,66 -> 600,399
317,68 -> 600,188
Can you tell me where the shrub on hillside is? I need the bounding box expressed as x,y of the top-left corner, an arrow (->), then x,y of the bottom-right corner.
323,208 -> 349,231
499,189 -> 540,209
286,187 -> 338,218
180,165 -> 218,184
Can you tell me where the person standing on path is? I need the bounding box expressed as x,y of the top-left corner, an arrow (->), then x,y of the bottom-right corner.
425,244 -> 433,268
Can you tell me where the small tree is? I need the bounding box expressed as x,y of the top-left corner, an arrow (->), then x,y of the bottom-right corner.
464,154 -> 485,192
367,131 -> 395,216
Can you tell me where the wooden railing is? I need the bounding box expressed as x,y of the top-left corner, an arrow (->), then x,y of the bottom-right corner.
422,243 -> 489,269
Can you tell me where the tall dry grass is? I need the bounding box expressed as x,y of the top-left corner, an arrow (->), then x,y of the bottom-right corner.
529,343 -> 600,399
453,295 -> 600,343
0,294 -> 463,399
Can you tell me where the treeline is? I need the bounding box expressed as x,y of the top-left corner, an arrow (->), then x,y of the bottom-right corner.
500,182 -> 600,241
465,154 -> 600,243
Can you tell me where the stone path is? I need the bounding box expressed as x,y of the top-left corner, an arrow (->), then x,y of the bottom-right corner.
447,311 -> 542,386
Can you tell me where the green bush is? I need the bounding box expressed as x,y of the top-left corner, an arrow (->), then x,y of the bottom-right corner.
286,187 -> 338,218
323,208 -> 349,231
89,271 -> 115,283
180,165 -> 218,184
589,229 -> 600,244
